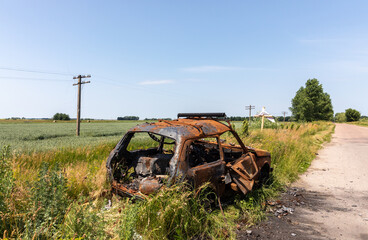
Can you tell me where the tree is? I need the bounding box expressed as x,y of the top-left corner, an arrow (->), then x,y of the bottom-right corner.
334,112 -> 346,123
117,116 -> 139,120
53,113 -> 70,121
345,108 -> 360,122
229,116 -> 246,121
290,79 -> 333,121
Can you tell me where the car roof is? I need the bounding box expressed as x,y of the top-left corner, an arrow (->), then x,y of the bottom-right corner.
128,118 -> 231,141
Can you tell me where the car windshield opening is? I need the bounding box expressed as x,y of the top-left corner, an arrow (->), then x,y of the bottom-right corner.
110,132 -> 176,192
220,131 -> 244,162
187,137 -> 221,168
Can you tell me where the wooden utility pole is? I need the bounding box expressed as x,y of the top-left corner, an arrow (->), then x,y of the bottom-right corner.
73,75 -> 91,136
245,105 -> 255,124
282,111 -> 288,122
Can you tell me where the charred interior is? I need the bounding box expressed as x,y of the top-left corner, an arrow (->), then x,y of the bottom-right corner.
109,132 -> 176,196
187,139 -> 221,167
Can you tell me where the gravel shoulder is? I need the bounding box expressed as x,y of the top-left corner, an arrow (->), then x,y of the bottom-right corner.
238,124 -> 368,240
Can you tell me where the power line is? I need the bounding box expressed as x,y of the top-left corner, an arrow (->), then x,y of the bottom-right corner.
0,76 -> 71,82
0,67 -> 73,76
94,74 -> 188,98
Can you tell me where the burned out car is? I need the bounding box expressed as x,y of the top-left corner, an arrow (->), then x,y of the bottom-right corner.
106,113 -> 271,199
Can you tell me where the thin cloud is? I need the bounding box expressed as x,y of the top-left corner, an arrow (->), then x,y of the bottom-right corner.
328,61 -> 368,74
299,38 -> 347,44
138,80 -> 174,85
181,65 -> 269,72
182,65 -> 244,72
183,78 -> 202,82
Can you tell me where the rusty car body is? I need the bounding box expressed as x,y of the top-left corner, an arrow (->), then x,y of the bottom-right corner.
106,113 -> 271,199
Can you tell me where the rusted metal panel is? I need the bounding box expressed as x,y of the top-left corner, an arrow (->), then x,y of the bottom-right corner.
139,177 -> 162,195
228,153 -> 258,195
188,160 -> 225,188
231,173 -> 254,195
230,153 -> 258,180
112,180 -> 146,200
129,118 -> 230,141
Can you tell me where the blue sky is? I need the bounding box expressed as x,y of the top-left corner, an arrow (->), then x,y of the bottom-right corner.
0,1 -> 367,119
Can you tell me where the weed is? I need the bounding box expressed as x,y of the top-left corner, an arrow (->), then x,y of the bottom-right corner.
119,201 -> 139,240
0,146 -> 12,213
241,120 -> 249,136
57,198 -> 106,239
135,183 -> 234,239
23,163 -> 69,239
0,146 -> 14,235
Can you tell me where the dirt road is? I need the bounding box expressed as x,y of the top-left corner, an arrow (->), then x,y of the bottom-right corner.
240,124 -> 368,240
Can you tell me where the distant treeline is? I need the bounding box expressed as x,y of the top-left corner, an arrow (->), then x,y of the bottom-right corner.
275,116 -> 292,122
4,116 -> 294,122
117,116 -> 140,120
228,116 -> 247,121
144,118 -> 172,121
53,113 -> 70,121
228,116 -> 292,122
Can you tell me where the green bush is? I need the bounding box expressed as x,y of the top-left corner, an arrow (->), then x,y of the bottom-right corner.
117,116 -> 139,120
53,113 -> 70,121
0,146 -> 12,214
23,163 -> 70,239
57,198 -> 105,239
119,202 -> 139,240
0,146 -> 13,234
334,112 -> 346,122
345,108 -> 361,122
241,120 -> 249,136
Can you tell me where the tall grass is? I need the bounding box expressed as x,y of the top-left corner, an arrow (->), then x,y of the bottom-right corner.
349,118 -> 368,127
0,121 -> 335,239
22,163 -> 69,239
240,122 -> 334,185
135,183 -> 235,239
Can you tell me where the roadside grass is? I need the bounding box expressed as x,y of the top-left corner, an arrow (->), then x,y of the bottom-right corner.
0,121 -> 335,239
348,118 -> 368,127
243,122 -> 335,185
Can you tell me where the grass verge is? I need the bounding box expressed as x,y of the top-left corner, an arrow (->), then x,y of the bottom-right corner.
0,121 -> 335,239
348,119 -> 368,127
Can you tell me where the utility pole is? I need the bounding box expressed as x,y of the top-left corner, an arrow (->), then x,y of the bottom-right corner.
73,75 -> 91,136
245,105 -> 255,124
282,111 -> 288,122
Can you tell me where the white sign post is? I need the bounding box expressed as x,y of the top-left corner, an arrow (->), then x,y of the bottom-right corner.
254,107 -> 275,131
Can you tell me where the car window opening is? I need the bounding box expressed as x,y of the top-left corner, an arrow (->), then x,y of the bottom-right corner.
220,131 -> 244,162
110,132 -> 176,192
187,137 -> 221,168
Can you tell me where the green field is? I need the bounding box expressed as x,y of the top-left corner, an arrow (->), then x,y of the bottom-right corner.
0,118 -> 277,153
0,120 -> 248,153
0,120 -> 335,239
0,120 -> 141,152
